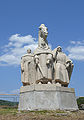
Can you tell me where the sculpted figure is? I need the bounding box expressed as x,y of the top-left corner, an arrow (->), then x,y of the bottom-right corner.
34,24 -> 53,84
38,24 -> 49,49
46,54 -> 53,81
34,53 -> 53,84
53,46 -> 74,87
20,24 -> 74,87
21,49 -> 33,86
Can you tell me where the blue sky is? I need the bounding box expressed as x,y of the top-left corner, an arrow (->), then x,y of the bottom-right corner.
0,0 -> 84,96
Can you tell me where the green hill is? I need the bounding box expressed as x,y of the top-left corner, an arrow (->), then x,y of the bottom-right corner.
0,100 -> 18,107
77,97 -> 84,109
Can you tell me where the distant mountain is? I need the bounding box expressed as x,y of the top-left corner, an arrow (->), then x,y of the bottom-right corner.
0,100 -> 18,106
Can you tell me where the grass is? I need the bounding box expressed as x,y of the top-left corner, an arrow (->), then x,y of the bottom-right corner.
21,109 -> 67,115
0,108 -> 18,115
0,107 -> 67,116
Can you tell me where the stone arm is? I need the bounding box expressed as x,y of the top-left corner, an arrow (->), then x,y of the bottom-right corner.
66,56 -> 74,68
65,56 -> 74,80
52,48 -> 58,62
21,57 -> 24,72
34,55 -> 44,77
34,55 -> 39,65
46,54 -> 52,65
66,62 -> 70,69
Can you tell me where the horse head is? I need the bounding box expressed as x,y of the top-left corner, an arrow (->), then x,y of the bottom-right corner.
39,24 -> 48,40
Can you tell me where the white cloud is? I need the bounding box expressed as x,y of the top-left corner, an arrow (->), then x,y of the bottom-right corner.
70,41 -> 76,44
0,34 -> 38,66
67,40 -> 84,61
9,34 -> 36,44
70,40 -> 84,45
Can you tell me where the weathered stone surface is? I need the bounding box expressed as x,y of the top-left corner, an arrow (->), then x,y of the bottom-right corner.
19,24 -> 78,111
21,49 -> 34,85
20,85 -> 34,92
18,84 -> 78,111
20,84 -> 75,92
53,46 -> 74,87
33,24 -> 53,84
20,24 -> 74,86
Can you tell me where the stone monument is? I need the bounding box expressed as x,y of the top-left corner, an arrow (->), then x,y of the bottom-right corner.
18,24 -> 78,111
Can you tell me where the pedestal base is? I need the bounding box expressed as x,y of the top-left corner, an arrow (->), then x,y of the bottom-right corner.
18,84 -> 78,111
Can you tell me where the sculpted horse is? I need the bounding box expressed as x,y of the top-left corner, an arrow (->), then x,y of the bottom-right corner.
38,24 -> 49,49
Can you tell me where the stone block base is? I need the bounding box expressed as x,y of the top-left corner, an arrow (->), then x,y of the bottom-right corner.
18,84 -> 78,111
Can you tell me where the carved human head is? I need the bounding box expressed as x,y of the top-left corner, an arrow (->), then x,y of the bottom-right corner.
57,46 -> 62,52
39,24 -> 48,38
27,48 -> 31,53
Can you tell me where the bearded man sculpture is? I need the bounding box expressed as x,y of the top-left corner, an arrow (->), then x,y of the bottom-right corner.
21,49 -> 34,85
53,46 -> 74,87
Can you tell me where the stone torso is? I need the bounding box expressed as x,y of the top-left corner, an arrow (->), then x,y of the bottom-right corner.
56,52 -> 66,65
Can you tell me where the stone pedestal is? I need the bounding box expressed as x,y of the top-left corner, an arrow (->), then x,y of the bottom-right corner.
18,84 -> 78,111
